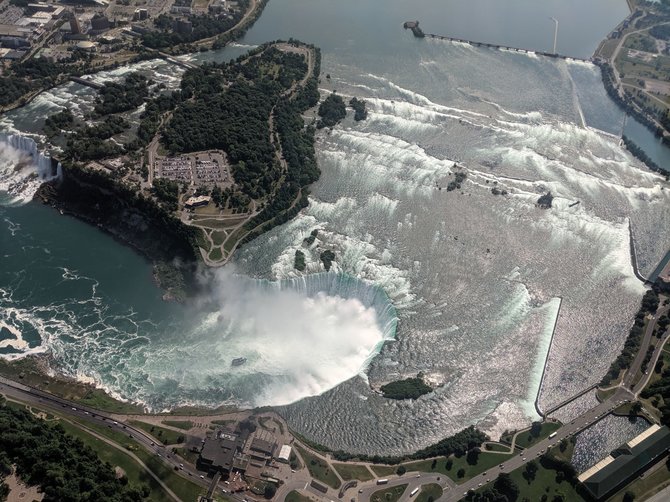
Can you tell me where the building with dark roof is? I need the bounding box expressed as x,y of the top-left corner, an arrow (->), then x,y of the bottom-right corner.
199,429 -> 248,475
578,424 -> 670,500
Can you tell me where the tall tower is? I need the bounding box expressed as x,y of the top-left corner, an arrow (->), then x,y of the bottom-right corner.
550,17 -> 559,54
69,13 -> 81,35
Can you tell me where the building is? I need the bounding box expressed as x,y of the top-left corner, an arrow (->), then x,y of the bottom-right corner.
277,445 -> 291,463
249,435 -> 276,464
90,14 -> 110,33
75,41 -> 97,52
184,195 -> 211,209
175,19 -> 192,35
199,429 -> 249,475
578,424 -> 670,500
69,15 -> 82,35
0,25 -> 32,48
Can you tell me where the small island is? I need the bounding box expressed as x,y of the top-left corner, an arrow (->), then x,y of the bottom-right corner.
537,191 -> 554,209
317,92 -> 347,129
380,374 -> 432,400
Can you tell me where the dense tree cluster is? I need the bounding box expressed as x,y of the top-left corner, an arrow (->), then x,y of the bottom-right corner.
0,397 -> 149,501
380,375 -> 432,400
317,92 -> 346,129
44,109 -> 75,137
650,24 -> 670,40
94,73 -> 150,116
349,97 -> 368,121
152,178 -> 180,211
142,0 -> 252,49
322,425 -> 489,465
447,171 -> 467,191
294,250 -> 306,271
320,249 -> 335,271
601,288 -> 660,385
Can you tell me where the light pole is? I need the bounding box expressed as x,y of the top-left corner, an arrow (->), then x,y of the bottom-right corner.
550,17 -> 559,54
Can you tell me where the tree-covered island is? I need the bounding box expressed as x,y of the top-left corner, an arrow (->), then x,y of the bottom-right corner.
38,41 -> 321,298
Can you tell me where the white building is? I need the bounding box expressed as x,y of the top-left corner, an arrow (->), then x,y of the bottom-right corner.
277,445 -> 292,463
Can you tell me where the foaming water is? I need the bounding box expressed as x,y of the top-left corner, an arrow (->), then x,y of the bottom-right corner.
0,214 -> 397,410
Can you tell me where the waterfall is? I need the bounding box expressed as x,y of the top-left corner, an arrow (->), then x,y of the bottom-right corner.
0,133 -> 62,205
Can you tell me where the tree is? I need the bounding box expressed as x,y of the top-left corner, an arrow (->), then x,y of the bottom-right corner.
457,468 -> 465,479
623,491 -> 635,502
523,461 -> 538,483
396,465 -> 406,476
494,473 -> 520,502
445,459 -> 453,471
466,448 -> 480,465
264,484 -> 277,499
529,421 -> 542,437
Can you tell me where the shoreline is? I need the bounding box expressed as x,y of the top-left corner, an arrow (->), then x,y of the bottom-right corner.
0,354 -> 244,417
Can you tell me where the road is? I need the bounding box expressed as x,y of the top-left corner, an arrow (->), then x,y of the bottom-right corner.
0,376 -> 217,501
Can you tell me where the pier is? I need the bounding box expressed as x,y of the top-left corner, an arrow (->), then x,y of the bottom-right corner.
404,22 -> 592,63
69,76 -> 104,90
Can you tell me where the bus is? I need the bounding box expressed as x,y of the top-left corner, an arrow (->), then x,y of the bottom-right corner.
548,432 -> 558,439
410,488 -> 419,497
377,479 -> 389,485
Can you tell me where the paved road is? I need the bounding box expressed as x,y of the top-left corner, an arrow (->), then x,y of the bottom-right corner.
0,377 -> 220,501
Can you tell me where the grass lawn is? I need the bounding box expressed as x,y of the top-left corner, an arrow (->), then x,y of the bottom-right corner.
371,484 -> 407,502
515,422 -> 562,448
162,420 -> 194,431
333,463 -> 374,481
130,420 -> 185,445
294,444 -> 341,489
134,449 -> 205,502
174,447 -> 200,465
484,443 -> 511,453
57,421 -> 168,502
209,246 -> 223,261
370,464 -> 397,477
211,419 -> 236,426
285,491 -> 312,502
608,464 -> 670,501
509,460 -> 583,501
416,483 -> 442,502
403,452 -> 507,483
211,230 -> 227,246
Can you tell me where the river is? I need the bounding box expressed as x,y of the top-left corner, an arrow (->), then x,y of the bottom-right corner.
1,0 -> 668,455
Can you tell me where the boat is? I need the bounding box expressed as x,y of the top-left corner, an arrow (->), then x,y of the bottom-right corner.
231,357 -> 247,367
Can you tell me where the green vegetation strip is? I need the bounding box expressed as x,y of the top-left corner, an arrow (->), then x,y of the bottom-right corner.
134,449 -> 204,502
371,484 -> 408,502
332,463 -> 374,481
130,420 -> 185,445
416,483 -> 443,502
162,420 -> 194,431
514,422 -> 562,448
294,444 -> 341,489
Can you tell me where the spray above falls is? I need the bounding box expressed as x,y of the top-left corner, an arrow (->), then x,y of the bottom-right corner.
0,133 -> 62,205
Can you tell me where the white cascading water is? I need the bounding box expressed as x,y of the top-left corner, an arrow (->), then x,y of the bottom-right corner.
0,133 -> 62,205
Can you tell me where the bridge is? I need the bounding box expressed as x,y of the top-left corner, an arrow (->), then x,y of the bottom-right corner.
69,76 -> 104,90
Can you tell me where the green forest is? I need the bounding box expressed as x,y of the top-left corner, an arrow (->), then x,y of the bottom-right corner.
0,397 -> 149,501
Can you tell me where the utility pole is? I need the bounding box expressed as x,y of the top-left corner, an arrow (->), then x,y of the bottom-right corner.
550,17 -> 559,54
